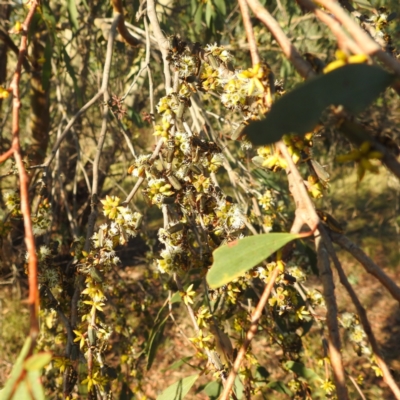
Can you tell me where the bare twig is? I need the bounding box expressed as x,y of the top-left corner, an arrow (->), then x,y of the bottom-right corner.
146,0 -> 171,91
238,0 -> 260,66
111,0 -> 141,47
330,232 -> 400,304
245,0 -> 315,79
6,0 -> 40,341
315,0 -> 400,78
322,236 -> 400,399
315,233 -> 349,399
296,0 -> 362,54
219,268 -> 280,400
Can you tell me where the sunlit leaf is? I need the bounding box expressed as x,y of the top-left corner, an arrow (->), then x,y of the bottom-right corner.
201,381 -> 222,399
0,337 -> 32,400
24,352 -> 52,371
67,0 -> 79,31
207,233 -> 301,289
156,374 -> 199,400
214,0 -> 226,15
245,64 -> 393,146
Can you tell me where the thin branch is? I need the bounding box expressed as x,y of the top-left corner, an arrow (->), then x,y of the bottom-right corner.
219,268 -> 280,400
238,0 -> 260,66
322,235 -> 400,399
8,0 -> 40,341
330,232 -> 400,304
111,0 -> 141,47
245,0 -> 315,79
315,234 -> 349,400
296,0 -> 362,54
146,0 -> 171,91
315,0 -> 400,78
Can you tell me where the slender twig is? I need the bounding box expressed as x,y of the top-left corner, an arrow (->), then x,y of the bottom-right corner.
296,0 -> 362,54
84,14 -> 121,250
315,233 -> 349,399
6,0 -> 40,341
245,0 -> 315,79
219,268 -> 280,400
146,0 -> 171,91
322,235 -> 400,399
111,0 -> 141,47
238,0 -> 260,66
277,141 -> 349,398
330,232 -> 400,304
315,0 -> 400,78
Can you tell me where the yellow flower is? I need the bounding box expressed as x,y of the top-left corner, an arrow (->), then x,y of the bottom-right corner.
323,50 -> 368,74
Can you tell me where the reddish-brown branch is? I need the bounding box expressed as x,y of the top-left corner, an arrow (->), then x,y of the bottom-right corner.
219,268 -> 280,400
245,0 -> 315,79
297,0 -> 362,54
238,0 -> 260,66
7,1 -> 40,339
111,0 -> 141,47
330,232 -> 400,304
315,0 -> 400,78
322,237 -> 400,399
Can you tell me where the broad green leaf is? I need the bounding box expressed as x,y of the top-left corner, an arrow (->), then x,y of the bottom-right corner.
26,370 -> 46,400
206,1 -> 214,28
255,365 -> 270,382
0,337 -> 32,400
194,3 -> 204,33
266,381 -> 293,396
207,233 -> 301,289
10,380 -> 30,400
245,64 -> 393,146
24,352 -> 52,371
67,0 -> 79,31
214,0 -> 226,16
170,291 -> 182,304
234,376 -> 244,399
164,356 -> 194,371
285,361 -> 320,381
156,374 -> 199,400
202,381 -> 222,399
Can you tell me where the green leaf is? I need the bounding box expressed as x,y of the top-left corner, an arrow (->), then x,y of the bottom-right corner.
266,381 -> 293,396
285,361 -> 320,381
207,233 -> 301,289
10,380 -> 30,400
26,370 -> 46,400
202,381 -> 222,399
234,376 -> 244,399
170,291 -> 182,304
67,0 -> 79,31
146,314 -> 168,370
156,374 -> 199,400
0,337 -> 32,400
205,1 -> 214,28
255,365 -> 270,382
214,0 -> 226,16
245,64 -> 393,146
164,357 -> 194,371
24,352 -> 52,371
194,3 -> 204,33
